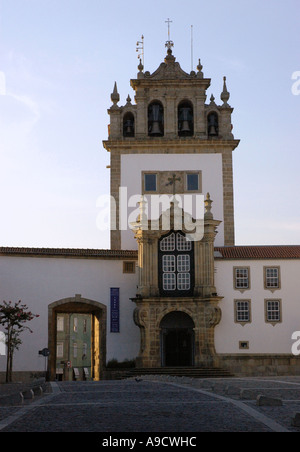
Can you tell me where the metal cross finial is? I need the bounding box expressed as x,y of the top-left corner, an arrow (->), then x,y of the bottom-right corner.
165,18 -> 172,40
166,173 -> 181,196
165,18 -> 174,50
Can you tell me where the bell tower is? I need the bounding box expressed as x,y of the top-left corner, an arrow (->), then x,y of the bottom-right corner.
103,41 -> 240,369
103,43 -> 239,251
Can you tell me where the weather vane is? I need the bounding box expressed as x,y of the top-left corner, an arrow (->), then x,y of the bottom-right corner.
136,35 -> 144,68
165,18 -> 174,50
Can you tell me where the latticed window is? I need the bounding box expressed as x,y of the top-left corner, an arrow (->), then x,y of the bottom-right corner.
234,268 -> 250,289
265,267 -> 280,289
162,255 -> 176,272
235,300 -> 251,323
160,232 -> 175,252
265,300 -> 281,323
159,231 -> 194,296
177,233 -> 192,251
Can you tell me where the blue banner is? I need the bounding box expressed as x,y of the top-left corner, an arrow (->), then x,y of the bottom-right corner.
110,288 -> 120,333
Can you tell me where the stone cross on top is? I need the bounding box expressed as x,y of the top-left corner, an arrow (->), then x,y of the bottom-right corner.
166,173 -> 181,196
165,18 -> 174,50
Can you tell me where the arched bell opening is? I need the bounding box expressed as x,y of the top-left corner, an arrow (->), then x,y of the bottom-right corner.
123,112 -> 135,137
160,311 -> 195,367
207,112 -> 219,137
148,101 -> 164,137
178,100 -> 194,137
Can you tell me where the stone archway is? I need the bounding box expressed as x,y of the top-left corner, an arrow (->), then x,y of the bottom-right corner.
48,294 -> 107,381
160,311 -> 195,367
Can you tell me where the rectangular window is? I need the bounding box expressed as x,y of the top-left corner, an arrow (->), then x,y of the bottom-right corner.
177,255 -> 190,272
83,343 -> 87,357
83,319 -> 87,334
239,341 -> 249,350
265,267 -> 280,289
177,273 -> 190,291
265,300 -> 281,323
163,255 -> 176,272
56,342 -> 64,358
73,343 -> 78,358
163,273 -> 176,291
144,173 -> 157,192
57,316 -> 64,332
235,300 -> 251,323
187,173 -> 199,191
234,267 -> 250,290
73,317 -> 78,333
123,261 -> 136,274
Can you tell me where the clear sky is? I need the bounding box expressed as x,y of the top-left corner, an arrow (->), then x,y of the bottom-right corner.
0,0 -> 299,249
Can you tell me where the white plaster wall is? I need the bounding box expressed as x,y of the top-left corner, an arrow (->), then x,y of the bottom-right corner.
0,256 -> 140,372
120,153 -> 224,249
215,259 -> 300,354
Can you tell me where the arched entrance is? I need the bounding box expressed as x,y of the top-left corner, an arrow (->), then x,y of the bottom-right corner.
48,295 -> 107,381
160,311 -> 195,367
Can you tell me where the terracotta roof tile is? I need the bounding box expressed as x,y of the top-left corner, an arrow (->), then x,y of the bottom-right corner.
1,246 -> 299,260
214,246 -> 300,260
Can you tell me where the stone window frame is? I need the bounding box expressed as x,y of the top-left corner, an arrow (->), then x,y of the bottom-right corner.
233,266 -> 251,292
142,170 -> 202,195
143,172 -> 158,194
264,299 -> 282,326
158,230 -> 195,297
185,171 -> 202,193
264,266 -> 281,292
123,261 -> 136,274
239,341 -> 249,350
234,299 -> 252,326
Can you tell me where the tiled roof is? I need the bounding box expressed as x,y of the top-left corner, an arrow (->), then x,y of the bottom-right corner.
0,247 -> 138,259
214,246 -> 300,260
0,246 -> 299,260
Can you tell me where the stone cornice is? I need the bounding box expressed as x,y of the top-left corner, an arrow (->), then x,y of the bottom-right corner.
103,138 -> 240,153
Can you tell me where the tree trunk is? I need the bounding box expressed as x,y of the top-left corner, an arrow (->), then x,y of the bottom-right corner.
5,327 -> 12,383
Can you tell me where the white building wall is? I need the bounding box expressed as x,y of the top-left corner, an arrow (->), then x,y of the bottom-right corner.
120,153 -> 224,249
0,256 -> 140,373
215,259 -> 300,355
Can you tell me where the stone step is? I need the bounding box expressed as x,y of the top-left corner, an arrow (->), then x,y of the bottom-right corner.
114,366 -> 234,380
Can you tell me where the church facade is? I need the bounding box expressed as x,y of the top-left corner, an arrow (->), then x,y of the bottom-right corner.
1,43 -> 300,381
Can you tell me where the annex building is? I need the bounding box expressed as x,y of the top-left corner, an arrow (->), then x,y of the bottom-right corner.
1,41 -> 300,381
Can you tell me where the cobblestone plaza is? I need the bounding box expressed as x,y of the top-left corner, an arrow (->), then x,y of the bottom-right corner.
1,376 -> 300,433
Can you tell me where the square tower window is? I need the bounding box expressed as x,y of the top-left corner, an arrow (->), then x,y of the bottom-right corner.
144,173 -> 157,192
187,173 -> 199,191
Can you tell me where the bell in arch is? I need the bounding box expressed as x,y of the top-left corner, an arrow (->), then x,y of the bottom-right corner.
207,113 -> 218,137
123,113 -> 135,137
148,102 -> 164,136
178,102 -> 193,137
180,107 -> 191,133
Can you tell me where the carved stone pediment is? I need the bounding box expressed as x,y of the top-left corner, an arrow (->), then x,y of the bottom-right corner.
146,59 -> 192,81
138,50 -> 206,82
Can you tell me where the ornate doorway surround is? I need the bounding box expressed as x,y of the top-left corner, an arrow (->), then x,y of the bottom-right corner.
132,195 -> 223,369
48,295 -> 107,381
160,311 -> 195,367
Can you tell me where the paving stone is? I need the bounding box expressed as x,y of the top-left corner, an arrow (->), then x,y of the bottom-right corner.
256,395 -> 283,407
291,413 -> 300,427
